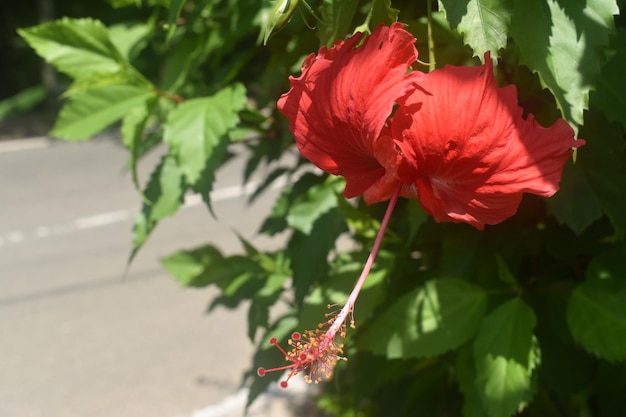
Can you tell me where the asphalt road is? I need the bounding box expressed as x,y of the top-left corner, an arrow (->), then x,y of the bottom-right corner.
0,135 -> 310,417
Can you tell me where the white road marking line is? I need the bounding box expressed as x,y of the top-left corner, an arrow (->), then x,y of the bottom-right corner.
0,137 -> 50,153
7,231 -> 25,243
0,177 -> 287,248
183,179 -> 278,208
73,210 -> 134,229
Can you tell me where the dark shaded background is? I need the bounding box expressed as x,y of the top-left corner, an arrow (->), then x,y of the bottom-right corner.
0,0 -> 148,138
0,0 -> 150,98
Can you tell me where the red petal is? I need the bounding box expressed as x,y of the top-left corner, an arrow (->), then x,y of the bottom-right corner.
390,54 -> 584,229
363,131 -> 419,204
278,23 -> 423,198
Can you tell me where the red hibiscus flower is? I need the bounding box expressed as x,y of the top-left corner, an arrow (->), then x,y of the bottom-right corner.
387,53 -> 584,229
277,22 -> 424,198
263,27 -> 584,389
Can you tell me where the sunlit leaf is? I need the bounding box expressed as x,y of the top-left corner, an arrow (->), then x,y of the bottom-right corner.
299,250 -> 392,330
359,279 -> 487,358
51,84 -> 156,141
131,155 -> 184,259
260,173 -> 327,236
19,18 -> 124,79
108,22 -> 150,60
286,177 -> 342,235
456,346 -> 490,417
473,298 -> 539,417
162,245 -> 227,288
163,84 -> 246,210
511,0 -> 618,128
121,100 -> 155,192
440,0 -> 513,60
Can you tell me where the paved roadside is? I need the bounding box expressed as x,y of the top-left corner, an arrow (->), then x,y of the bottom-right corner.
0,135 -> 312,417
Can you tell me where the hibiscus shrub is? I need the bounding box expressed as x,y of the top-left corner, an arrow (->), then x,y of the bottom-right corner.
20,0 -> 626,416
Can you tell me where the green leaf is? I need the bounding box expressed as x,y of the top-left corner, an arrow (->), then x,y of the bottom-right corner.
287,208 -> 348,304
18,18 -> 124,80
160,33 -> 205,92
369,0 -> 399,28
592,28 -> 626,131
359,278 -> 487,358
162,244 -> 263,290
442,224 -> 484,279
318,0 -> 359,46
64,72 -> 132,96
200,240 -> 291,310
299,250 -> 391,331
0,85 -> 47,120
163,84 -> 246,210
106,0 -> 141,8
586,246 -> 626,282
51,83 -> 156,141
260,189 -> 291,235
473,298 -> 539,417
286,177 -> 341,235
440,0 -> 513,60
546,159 -> 603,235
354,0 -> 397,34
162,245 -> 225,287
496,256 -> 519,290
108,22 -> 150,60
248,272 -> 290,341
166,0 -> 186,42
121,101 -> 155,192
248,298 -> 271,341
167,0 -> 186,27
401,198 -> 429,246
131,155 -> 184,259
532,291 -> 595,398
578,109 -> 626,236
337,197 -> 380,239
456,345 -> 490,417
260,173 -> 328,236
567,278 -> 626,361
511,0 -> 618,128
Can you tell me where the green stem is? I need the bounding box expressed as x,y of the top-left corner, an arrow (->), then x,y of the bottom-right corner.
153,87 -> 185,103
426,0 -> 436,72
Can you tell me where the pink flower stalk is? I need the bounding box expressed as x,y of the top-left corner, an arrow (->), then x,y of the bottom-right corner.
257,185 -> 402,387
